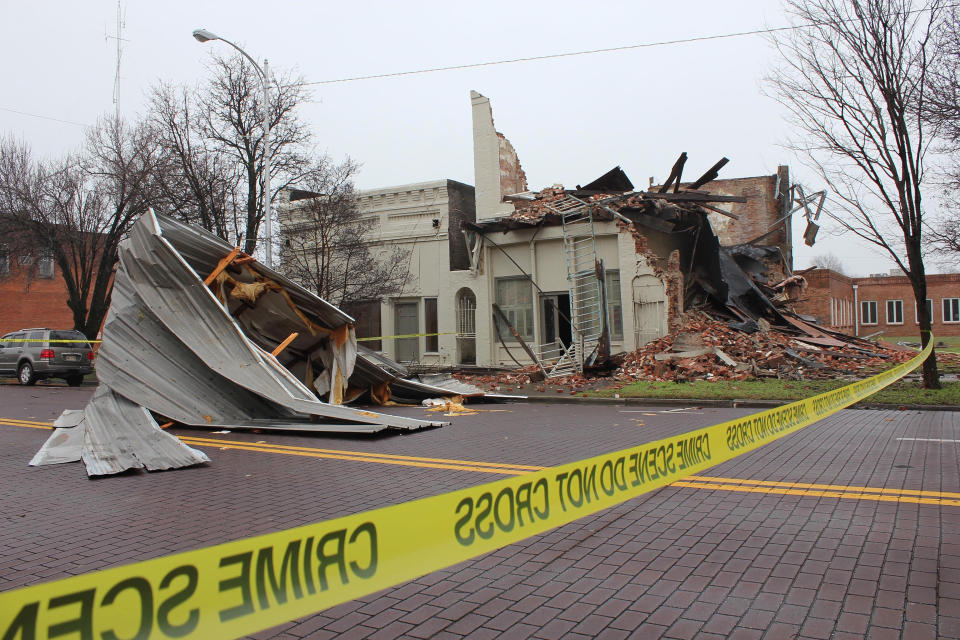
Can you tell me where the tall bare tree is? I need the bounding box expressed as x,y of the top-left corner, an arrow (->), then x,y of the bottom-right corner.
197,53 -> 319,258
0,117 -> 162,338
768,0 -> 944,388
280,159 -> 414,307
149,81 -> 240,242
924,6 -> 960,256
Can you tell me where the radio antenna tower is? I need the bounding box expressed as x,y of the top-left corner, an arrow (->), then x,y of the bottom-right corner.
105,1 -> 128,119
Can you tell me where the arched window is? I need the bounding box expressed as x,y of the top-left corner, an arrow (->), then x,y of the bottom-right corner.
456,288 -> 476,337
455,288 -> 476,365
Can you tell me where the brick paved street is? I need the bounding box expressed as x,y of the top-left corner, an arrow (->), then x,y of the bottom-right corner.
2,383 -> 959,639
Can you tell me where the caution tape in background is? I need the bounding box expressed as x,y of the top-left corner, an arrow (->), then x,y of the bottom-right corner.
357,331 -> 455,342
0,340 -> 101,344
0,340 -> 933,640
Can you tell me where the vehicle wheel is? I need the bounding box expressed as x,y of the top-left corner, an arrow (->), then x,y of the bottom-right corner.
66,375 -> 84,387
18,362 -> 36,386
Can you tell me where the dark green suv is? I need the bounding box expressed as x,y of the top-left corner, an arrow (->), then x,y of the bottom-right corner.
0,328 -> 95,386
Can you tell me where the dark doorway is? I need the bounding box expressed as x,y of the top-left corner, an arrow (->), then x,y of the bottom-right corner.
542,293 -> 572,347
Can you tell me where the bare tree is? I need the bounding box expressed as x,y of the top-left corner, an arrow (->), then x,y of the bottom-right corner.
0,117 -> 162,338
927,216 -> 960,253
280,159 -> 414,307
149,81 -> 241,242
924,6 -> 960,255
198,53 -> 319,257
768,0 -> 944,388
810,252 -> 847,273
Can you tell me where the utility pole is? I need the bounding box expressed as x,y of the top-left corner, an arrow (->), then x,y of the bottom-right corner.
105,1 -> 128,120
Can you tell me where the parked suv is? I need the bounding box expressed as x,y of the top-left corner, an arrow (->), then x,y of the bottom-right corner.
0,328 -> 95,386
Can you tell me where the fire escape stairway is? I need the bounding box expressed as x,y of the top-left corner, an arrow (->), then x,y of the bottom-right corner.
541,195 -> 604,377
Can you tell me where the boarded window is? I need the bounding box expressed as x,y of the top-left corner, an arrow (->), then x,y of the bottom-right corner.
38,250 -> 54,278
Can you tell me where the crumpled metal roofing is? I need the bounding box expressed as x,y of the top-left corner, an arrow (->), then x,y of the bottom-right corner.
32,210 -> 449,477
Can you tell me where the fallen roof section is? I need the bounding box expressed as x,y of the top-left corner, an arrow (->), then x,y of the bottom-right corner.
32,210 -> 450,477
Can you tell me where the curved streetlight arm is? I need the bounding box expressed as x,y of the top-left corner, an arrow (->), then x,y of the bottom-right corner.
208,35 -> 266,81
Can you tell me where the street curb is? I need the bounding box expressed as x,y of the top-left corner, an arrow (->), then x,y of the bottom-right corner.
503,395 -> 960,412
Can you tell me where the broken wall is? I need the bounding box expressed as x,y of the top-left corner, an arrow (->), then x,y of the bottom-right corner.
618,223 -> 681,340
471,90 -> 528,223
694,167 -> 791,268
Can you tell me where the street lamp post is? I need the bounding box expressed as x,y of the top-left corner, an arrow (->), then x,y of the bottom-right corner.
192,28 -> 274,268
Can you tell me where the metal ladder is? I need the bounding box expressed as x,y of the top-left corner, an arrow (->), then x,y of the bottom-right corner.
544,195 -> 604,375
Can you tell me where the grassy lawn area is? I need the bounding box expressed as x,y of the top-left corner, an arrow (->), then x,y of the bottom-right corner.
584,378 -> 960,406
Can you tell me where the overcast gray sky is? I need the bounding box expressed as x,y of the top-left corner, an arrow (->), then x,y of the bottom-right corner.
1,0 -> 928,276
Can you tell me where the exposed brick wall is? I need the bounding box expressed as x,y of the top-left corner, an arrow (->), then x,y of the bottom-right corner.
0,263 -> 76,335
665,250 -> 684,332
795,269 -> 960,337
701,171 -> 788,253
496,133 -> 527,198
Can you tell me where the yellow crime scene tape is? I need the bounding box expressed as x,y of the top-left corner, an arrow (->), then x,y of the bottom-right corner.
0,340 -> 933,640
0,340 -> 101,344
357,331 -> 455,342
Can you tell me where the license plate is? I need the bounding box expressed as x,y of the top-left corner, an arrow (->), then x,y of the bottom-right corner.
64,354 -> 80,362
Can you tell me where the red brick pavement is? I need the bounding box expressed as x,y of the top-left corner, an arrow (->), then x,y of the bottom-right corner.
1,385 -> 959,639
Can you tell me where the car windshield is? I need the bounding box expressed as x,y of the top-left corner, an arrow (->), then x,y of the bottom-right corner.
49,330 -> 90,348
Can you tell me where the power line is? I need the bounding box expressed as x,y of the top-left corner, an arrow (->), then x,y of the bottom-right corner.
0,106 -> 88,128
304,3 -> 955,86
303,25 -> 797,86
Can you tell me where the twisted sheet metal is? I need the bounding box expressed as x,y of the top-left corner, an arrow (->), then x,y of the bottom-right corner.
32,211 -> 447,477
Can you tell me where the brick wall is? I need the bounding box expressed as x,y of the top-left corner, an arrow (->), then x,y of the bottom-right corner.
0,262 -> 76,335
796,269 -> 856,333
796,269 -> 960,337
701,168 -> 788,253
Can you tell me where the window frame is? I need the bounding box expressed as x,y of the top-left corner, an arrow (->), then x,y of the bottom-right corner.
860,300 -> 878,326
424,297 -> 439,353
37,249 -> 54,279
885,299 -> 903,325
604,270 -> 623,342
944,298 -> 960,324
494,277 -> 535,342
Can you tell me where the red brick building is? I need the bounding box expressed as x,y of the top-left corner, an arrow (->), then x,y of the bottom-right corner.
0,244 -> 77,335
797,268 -> 960,338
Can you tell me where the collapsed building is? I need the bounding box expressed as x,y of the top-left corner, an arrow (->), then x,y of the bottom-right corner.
280,91 -> 825,376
